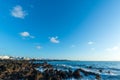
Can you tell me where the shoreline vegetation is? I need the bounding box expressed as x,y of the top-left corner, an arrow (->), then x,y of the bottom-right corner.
0,60 -> 101,80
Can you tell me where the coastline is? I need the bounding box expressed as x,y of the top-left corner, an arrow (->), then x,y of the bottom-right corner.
0,60 -> 101,80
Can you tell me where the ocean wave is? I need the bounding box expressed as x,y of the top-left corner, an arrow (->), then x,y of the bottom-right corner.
47,61 -> 120,79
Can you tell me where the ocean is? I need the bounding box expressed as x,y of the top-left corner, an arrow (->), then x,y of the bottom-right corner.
45,61 -> 120,80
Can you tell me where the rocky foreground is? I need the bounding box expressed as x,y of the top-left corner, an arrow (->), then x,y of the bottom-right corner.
0,60 -> 101,80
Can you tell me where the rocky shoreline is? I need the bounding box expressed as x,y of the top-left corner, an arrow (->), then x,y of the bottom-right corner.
0,60 -> 101,80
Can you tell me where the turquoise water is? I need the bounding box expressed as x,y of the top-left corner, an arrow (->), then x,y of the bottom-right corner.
47,61 -> 120,80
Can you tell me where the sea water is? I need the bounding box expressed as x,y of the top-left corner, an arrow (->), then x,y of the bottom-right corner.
47,61 -> 120,80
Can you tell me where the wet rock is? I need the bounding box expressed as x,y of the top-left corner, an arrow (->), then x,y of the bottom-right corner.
95,74 -> 101,80
0,65 -> 6,72
73,69 -> 82,79
99,69 -> 102,73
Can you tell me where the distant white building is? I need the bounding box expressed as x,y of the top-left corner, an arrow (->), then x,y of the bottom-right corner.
0,56 -> 10,59
0,56 -> 42,60
24,57 -> 30,60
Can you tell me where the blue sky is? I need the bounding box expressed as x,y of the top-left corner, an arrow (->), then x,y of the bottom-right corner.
0,0 -> 120,61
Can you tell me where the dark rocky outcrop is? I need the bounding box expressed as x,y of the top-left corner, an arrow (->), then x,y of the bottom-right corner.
0,60 -> 101,80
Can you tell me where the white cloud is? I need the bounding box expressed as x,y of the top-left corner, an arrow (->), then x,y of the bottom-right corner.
20,32 -> 30,37
88,41 -> 94,45
49,36 -> 59,43
36,46 -> 42,49
20,32 -> 34,39
112,46 -> 119,51
11,5 -> 27,19
106,46 -> 119,51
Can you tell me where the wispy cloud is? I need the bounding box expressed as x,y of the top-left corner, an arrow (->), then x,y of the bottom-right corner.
88,41 -> 94,45
49,36 -> 60,43
91,48 -> 95,50
106,46 -> 119,51
11,5 -> 27,19
71,45 -> 76,48
36,46 -> 42,49
20,32 -> 35,39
